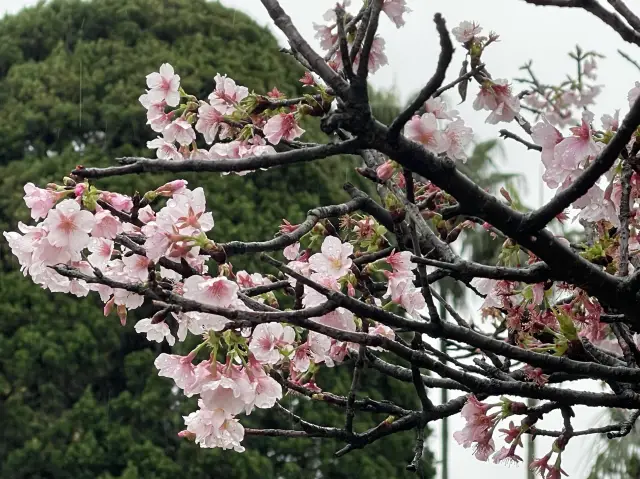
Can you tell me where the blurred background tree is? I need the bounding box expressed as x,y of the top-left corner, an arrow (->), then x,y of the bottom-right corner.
0,0 -> 434,478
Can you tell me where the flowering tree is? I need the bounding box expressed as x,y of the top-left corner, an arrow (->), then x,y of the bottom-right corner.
6,0 -> 640,476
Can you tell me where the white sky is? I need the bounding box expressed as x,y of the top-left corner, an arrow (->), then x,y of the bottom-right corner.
2,0 -> 638,477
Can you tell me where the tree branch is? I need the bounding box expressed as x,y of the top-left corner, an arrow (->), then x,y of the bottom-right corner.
387,13 -> 454,139
73,139 -> 361,179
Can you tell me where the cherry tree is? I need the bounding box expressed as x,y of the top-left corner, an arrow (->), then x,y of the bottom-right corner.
6,0 -> 640,476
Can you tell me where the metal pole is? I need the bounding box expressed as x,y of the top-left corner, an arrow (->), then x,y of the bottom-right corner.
439,298 -> 448,479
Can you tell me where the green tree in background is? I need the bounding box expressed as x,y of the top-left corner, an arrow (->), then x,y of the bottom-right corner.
0,1 -> 433,478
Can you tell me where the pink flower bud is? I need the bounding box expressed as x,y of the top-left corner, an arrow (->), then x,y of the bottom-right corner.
376,160 -> 395,181
155,179 -> 187,197
74,183 -> 87,197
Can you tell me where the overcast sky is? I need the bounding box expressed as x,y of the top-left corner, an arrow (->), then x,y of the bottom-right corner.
2,0 -> 638,477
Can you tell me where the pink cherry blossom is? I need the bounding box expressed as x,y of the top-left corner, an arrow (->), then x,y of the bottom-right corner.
405,113 -> 450,154
384,271 -> 425,316
529,453 -> 552,476
385,250 -> 416,273
99,192 -> 133,212
200,366 -> 255,415
444,119 -> 473,161
87,237 -> 114,269
122,253 -> 152,281
303,273 -> 340,307
492,446 -> 522,465
146,63 -> 181,107
452,21 -> 482,43
134,318 -> 175,345
23,183 -> 57,220
454,396 -> 498,462
209,74 -> 249,115
553,113 -> 600,170
147,138 -> 183,161
309,235 -> 353,279
474,80 -> 521,124
584,57 -> 597,80
182,401 -> 245,452
532,116 -> 564,171
291,344 -> 311,373
523,365 -> 549,386
248,322 -> 295,364
164,118 -> 196,146
313,23 -> 337,50
247,359 -> 283,408
369,322 -> 395,351
156,187 -> 214,234
263,113 -> 305,145
601,110 -> 619,132
174,311 -> 228,341
146,102 -> 173,132
91,209 -> 122,238
183,275 -> 239,307
314,308 -> 356,333
196,102 -> 227,143
43,199 -> 95,252
382,0 -> 411,28
425,97 -> 459,120
283,242 -> 300,261
155,352 -> 196,390
352,36 -> 388,74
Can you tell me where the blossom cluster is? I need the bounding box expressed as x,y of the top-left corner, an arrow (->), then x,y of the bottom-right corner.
5,1 -> 640,477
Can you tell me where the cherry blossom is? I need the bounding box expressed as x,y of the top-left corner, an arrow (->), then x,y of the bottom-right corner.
283,242 -> 300,261
384,271 -> 425,316
42,199 -> 95,252
23,183 -> 58,220
91,209 -> 122,238
248,322 -> 295,364
209,74 -> 248,115
263,113 -> 305,145
444,119 -> 473,161
183,275 -> 239,307
452,21 -> 482,43
146,63 -> 181,107
425,97 -> 459,120
99,192 -> 133,212
385,250 -> 416,273
352,36 -> 388,73
122,253 -> 151,281
164,118 -> 197,146
87,237 -> 114,269
553,112 -> 600,170
405,113 -> 450,153
532,116 -> 564,173
382,0 -> 411,28
196,102 -> 227,143
182,401 -> 245,452
134,317 -> 175,345
309,235 -> 353,279
154,352 -> 196,390
474,80 -> 521,124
